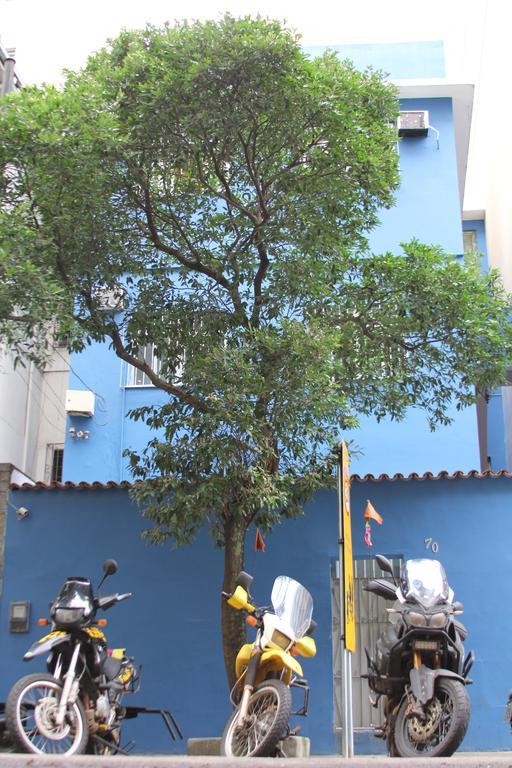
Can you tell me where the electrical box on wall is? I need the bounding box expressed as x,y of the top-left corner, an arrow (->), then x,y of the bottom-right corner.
9,601 -> 30,633
397,110 -> 429,137
65,389 -> 95,417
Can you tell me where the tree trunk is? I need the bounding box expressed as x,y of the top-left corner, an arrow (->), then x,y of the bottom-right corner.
221,516 -> 248,690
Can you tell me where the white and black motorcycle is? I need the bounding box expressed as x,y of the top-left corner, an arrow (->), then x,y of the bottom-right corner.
364,555 -> 474,757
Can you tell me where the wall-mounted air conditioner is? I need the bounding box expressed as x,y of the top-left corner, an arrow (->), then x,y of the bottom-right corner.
65,390 -> 95,417
397,110 -> 429,137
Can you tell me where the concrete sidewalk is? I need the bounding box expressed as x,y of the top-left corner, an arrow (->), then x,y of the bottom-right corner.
0,755 -> 512,768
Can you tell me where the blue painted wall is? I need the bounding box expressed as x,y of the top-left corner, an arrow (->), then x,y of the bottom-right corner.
64,354 -> 168,482
341,94 -> 477,477
462,218 -> 510,473
2,476 -> 512,753
371,98 -> 463,256
305,41 -> 445,80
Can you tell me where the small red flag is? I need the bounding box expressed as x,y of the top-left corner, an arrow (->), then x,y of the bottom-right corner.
255,528 -> 266,552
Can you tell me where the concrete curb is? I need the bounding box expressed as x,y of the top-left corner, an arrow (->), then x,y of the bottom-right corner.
0,753 -> 511,767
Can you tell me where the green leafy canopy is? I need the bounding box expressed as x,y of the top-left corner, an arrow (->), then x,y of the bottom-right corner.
1,16 -> 511,550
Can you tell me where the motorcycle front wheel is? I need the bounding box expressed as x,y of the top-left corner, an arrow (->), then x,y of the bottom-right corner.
221,679 -> 292,757
394,678 -> 470,757
5,673 -> 89,755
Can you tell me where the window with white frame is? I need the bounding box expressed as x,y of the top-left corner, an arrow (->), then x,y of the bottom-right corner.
126,343 -> 161,386
126,343 -> 184,387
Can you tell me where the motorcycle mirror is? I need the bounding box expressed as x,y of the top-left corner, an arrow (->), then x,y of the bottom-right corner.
376,554 -> 394,575
235,571 -> 253,593
103,559 -> 118,576
452,601 -> 464,613
307,619 -> 317,635
97,559 -> 118,591
363,578 -> 397,601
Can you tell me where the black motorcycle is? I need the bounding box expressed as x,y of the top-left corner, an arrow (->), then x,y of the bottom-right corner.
5,559 -> 138,755
363,555 -> 474,757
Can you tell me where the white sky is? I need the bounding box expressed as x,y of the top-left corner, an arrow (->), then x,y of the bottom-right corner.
1,0 -> 483,86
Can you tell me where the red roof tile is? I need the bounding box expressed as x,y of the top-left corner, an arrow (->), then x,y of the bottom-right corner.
351,469 -> 512,482
9,469 -> 512,491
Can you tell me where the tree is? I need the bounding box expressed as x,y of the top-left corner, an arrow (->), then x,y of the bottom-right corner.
1,16 -> 511,685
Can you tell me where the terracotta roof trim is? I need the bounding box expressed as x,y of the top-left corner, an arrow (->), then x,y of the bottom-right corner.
351,468 -> 512,483
10,469 -> 512,491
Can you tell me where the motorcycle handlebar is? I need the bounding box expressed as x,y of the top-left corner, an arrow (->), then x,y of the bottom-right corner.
96,592 -> 132,610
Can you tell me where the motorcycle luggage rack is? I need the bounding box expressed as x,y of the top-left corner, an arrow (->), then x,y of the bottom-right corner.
126,662 -> 142,694
123,705 -> 184,741
290,677 -> 310,717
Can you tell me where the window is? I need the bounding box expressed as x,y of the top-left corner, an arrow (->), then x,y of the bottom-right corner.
126,343 -> 161,386
45,444 -> 64,483
463,230 -> 477,256
125,343 -> 184,387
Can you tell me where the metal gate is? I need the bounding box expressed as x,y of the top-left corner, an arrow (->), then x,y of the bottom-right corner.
331,556 -> 402,739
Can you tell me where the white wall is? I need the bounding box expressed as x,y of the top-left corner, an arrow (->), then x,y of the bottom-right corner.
34,349 -> 69,481
0,347 -> 68,481
0,348 -> 43,477
463,2 -> 512,288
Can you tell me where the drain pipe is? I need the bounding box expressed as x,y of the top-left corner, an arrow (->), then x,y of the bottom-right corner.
1,47 -> 17,96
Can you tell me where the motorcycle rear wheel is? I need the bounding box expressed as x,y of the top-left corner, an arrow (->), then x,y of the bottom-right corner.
394,678 -> 470,757
221,679 -> 292,757
5,673 -> 89,755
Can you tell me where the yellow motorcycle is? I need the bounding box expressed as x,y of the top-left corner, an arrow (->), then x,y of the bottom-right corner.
221,572 -> 316,757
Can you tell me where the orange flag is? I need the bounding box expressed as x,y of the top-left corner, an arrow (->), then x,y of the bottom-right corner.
255,528 -> 266,552
364,500 -> 383,525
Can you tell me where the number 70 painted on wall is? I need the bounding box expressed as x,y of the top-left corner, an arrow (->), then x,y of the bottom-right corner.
424,537 -> 439,553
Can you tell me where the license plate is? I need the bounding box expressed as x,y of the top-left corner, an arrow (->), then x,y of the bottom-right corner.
504,701 -> 512,722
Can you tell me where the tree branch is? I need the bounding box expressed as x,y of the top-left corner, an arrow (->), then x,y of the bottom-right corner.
109,325 -> 212,413
139,184 -> 249,326
251,229 -> 269,327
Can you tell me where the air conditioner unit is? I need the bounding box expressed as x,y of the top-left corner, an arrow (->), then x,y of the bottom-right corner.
95,286 -> 125,312
65,390 -> 95,417
397,110 -> 429,137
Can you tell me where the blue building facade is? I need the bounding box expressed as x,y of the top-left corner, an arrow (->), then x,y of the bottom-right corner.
63,40 -> 484,483
3,472 -> 512,754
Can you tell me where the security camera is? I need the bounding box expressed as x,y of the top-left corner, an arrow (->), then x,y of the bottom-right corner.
15,507 -> 29,520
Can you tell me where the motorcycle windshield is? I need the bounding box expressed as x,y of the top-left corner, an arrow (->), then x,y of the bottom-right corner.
53,577 -> 94,615
401,559 -> 449,608
271,576 -> 313,640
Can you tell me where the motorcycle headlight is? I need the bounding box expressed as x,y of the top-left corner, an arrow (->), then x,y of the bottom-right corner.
54,608 -> 85,625
407,611 -> 427,627
429,611 -> 447,628
271,629 -> 292,650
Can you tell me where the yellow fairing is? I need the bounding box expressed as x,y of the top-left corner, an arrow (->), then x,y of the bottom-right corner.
294,636 -> 316,658
235,643 -> 254,679
37,631 -> 67,644
227,586 -> 255,613
257,649 -> 303,685
235,643 -> 303,685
